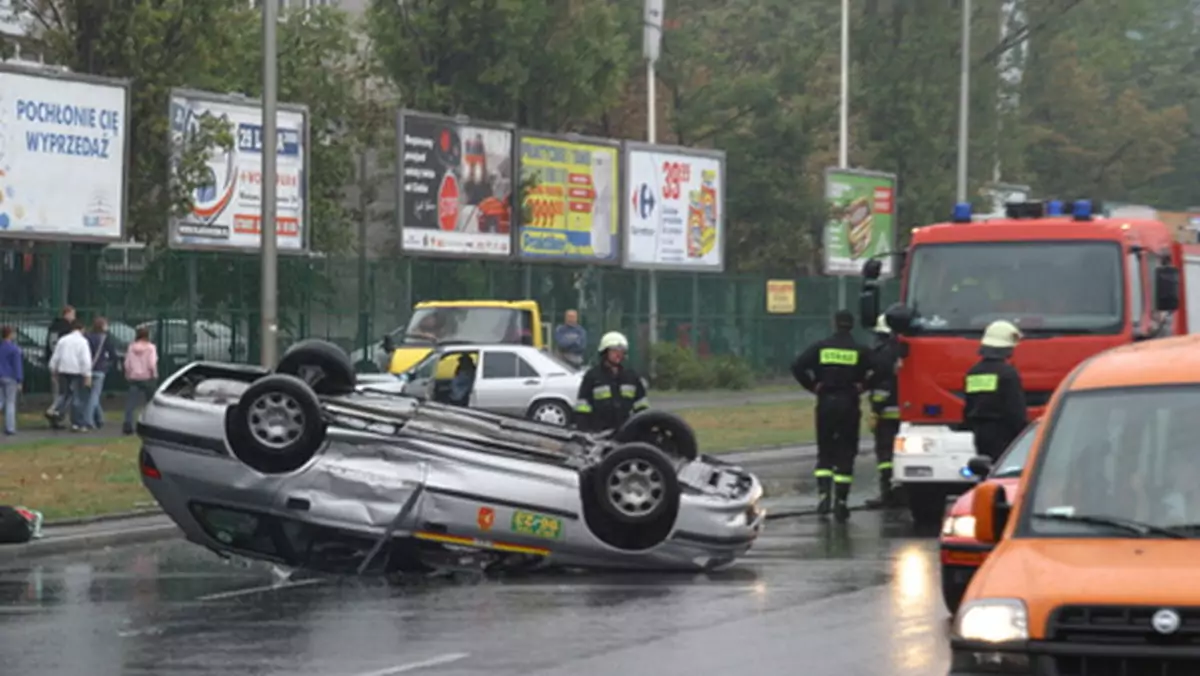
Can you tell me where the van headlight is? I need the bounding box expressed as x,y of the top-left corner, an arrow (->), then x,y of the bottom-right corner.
956,599 -> 1028,643
894,435 -> 935,454
942,515 -> 976,539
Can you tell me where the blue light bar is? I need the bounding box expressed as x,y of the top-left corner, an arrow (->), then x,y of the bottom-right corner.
952,203 -> 972,223
1073,200 -> 1093,221
960,466 -> 974,479
1046,200 -> 1064,216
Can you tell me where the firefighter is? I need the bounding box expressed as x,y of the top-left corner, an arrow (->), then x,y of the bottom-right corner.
573,331 -> 650,433
865,313 -> 902,508
963,320 -> 1028,461
791,310 -> 874,521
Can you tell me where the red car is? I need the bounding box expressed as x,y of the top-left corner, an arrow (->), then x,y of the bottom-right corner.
938,418 -> 1039,613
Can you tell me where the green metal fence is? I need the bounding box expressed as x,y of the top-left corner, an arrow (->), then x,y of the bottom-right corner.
0,243 -> 900,394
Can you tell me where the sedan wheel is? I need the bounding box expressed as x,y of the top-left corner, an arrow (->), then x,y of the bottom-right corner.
529,400 -> 570,427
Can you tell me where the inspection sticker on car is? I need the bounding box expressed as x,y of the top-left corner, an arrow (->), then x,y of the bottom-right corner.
511,510 -> 563,540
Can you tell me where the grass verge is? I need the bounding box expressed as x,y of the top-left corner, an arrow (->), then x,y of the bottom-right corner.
674,398 -> 873,453
0,437 -> 149,521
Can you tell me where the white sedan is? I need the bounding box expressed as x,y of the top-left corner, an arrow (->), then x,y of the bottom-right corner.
358,343 -> 584,426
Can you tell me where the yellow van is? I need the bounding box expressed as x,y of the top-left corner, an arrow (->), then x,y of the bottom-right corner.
949,333 -> 1200,675
386,300 -> 548,379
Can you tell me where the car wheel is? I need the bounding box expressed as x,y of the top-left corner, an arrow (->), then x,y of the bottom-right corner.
527,399 -> 571,427
276,339 -> 357,396
941,564 -> 972,614
592,443 -> 681,526
908,487 -> 947,531
614,410 -> 699,462
226,374 -> 326,474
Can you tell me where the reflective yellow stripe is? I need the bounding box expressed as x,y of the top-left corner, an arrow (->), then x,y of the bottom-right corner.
632,398 -> 649,411
870,393 -> 887,402
877,462 -> 893,470
965,373 -> 999,393
833,474 -> 853,484
592,385 -> 612,400
620,384 -> 637,398
814,469 -> 834,478
881,410 -> 899,419
575,402 -> 593,413
819,348 -> 859,366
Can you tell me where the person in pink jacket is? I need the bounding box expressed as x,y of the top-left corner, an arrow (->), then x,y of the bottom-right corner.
122,327 -> 158,435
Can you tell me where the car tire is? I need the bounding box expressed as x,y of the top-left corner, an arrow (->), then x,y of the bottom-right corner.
941,565 -> 971,614
226,374 -> 326,474
908,487 -> 947,531
614,410 -> 699,462
276,339 -> 357,396
592,443 -> 681,526
527,399 -> 571,427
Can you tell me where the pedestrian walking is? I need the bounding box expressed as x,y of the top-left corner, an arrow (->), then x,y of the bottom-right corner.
791,310 -> 874,521
0,326 -> 22,436
42,305 -> 74,423
47,319 -> 92,432
573,331 -> 650,433
963,320 -> 1028,461
865,314 -> 902,509
122,326 -> 158,434
84,316 -> 117,430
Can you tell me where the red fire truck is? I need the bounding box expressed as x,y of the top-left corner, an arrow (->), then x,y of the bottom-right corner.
858,198 -> 1200,528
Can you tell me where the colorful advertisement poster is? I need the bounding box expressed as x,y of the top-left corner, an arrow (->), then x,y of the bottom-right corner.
517,135 -> 619,263
399,111 -> 513,258
167,89 -> 308,252
0,67 -> 129,242
624,143 -> 725,271
823,168 -> 896,277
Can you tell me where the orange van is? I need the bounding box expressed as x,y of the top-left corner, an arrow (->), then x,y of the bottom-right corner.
949,334 -> 1200,676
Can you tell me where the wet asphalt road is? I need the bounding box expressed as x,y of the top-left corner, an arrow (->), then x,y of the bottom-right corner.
0,504 -> 953,676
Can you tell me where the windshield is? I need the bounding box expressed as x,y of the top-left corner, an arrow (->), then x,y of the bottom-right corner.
992,422 -> 1038,478
400,307 -> 534,347
1024,386 -> 1200,537
905,241 -> 1124,335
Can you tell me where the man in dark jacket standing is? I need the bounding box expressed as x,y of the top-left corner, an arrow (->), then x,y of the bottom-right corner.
43,305 -> 74,423
964,320 -> 1028,461
574,331 -> 649,433
791,310 -> 874,521
865,314 -> 903,508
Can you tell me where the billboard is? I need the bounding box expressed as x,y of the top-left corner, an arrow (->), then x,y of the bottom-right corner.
517,133 -> 620,264
823,167 -> 897,277
167,89 -> 309,252
0,65 -> 130,243
397,111 -> 514,258
624,142 -> 725,272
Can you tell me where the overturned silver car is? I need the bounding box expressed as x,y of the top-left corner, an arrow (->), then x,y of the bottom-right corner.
137,340 -> 766,575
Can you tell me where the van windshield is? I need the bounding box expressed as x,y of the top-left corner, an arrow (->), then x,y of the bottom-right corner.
905,241 -> 1124,336
1024,386 -> 1200,537
400,307 -> 534,347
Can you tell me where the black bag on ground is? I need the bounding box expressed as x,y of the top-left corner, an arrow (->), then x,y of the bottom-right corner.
0,506 -> 33,544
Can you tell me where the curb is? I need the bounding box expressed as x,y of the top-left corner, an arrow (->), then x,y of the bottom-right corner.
0,520 -> 182,566
45,506 -> 163,528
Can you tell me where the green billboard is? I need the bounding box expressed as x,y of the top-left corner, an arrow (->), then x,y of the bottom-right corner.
823,167 -> 897,277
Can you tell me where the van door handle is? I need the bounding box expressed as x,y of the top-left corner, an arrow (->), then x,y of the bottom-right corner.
523,379 -> 540,386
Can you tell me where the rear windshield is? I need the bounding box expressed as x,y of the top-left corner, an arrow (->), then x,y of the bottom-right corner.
1024,385 -> 1200,536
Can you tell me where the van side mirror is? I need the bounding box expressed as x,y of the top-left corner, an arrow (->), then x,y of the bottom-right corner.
859,285 -> 880,329
967,455 -> 994,478
1155,265 -> 1180,312
381,335 -> 395,353
861,259 -> 882,281
971,482 -> 1011,544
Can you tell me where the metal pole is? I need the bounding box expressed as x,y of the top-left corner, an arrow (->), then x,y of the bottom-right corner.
260,0 -> 279,367
956,0 -> 971,203
837,0 -> 849,309
647,59 -> 659,352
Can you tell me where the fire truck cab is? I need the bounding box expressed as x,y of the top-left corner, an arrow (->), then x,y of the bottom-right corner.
858,198 -> 1197,528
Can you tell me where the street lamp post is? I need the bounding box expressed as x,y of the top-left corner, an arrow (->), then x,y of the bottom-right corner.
836,0 -> 849,309
260,0 -> 279,367
644,0 -> 663,366
957,0 -> 972,203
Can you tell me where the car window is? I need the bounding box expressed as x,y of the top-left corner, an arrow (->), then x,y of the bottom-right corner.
482,351 -> 519,379
1025,385 -> 1200,535
517,356 -> 538,378
991,422 -> 1039,478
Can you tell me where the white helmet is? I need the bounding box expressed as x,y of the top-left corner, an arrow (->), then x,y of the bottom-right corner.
873,314 -> 891,334
598,331 -> 629,352
981,320 -> 1022,349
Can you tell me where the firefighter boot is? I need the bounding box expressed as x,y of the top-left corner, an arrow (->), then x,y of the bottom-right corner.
816,476 -> 833,517
834,482 -> 852,522
879,467 -> 898,507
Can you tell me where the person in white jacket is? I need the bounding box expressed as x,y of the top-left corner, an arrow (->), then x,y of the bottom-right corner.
47,320 -> 93,431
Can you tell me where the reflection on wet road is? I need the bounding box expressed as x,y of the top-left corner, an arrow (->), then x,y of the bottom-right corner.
0,510 -> 952,676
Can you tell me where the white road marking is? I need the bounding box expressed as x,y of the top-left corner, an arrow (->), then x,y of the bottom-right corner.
347,653 -> 470,676
195,577 -> 323,601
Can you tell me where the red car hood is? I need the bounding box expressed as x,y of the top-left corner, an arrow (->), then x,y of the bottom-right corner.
948,477 -> 1021,517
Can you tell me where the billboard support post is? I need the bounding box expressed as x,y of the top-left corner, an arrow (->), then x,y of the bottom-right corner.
837,0 -> 850,310
644,0 -> 663,368
260,0 -> 279,367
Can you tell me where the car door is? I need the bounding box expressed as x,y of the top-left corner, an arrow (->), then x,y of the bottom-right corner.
474,350 -> 542,415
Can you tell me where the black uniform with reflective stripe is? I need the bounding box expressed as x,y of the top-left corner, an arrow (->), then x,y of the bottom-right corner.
868,339 -> 900,418
574,363 -> 649,433
962,356 -> 1028,460
791,333 -> 873,397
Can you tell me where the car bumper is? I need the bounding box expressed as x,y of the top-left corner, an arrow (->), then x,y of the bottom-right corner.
948,638 -> 1200,675
894,423 -> 978,486
940,540 -> 992,569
